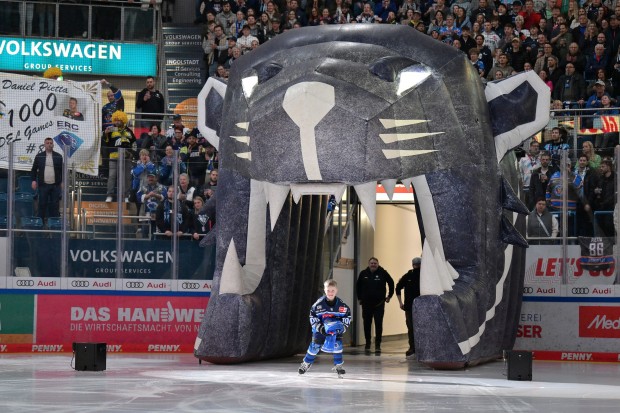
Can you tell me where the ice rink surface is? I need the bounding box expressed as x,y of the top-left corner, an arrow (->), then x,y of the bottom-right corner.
1,340 -> 619,413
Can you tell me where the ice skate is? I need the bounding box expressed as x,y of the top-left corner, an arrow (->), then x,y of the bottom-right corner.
298,361 -> 311,375
332,363 -> 345,378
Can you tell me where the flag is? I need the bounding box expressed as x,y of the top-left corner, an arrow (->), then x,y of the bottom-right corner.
600,115 -> 620,133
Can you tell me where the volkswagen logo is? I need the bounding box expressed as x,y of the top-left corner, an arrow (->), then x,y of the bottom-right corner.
16,279 -> 35,287
571,287 -> 590,295
523,287 -> 534,294
71,280 -> 90,288
182,282 -> 200,290
125,282 -> 144,289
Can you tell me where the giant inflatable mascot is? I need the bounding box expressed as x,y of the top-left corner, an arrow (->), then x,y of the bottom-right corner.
194,25 -> 550,368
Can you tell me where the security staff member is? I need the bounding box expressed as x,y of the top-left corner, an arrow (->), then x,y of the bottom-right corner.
356,257 -> 394,353
396,257 -> 421,357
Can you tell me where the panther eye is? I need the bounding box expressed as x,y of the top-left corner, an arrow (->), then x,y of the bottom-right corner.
243,63 -> 284,99
396,65 -> 431,96
369,57 -> 431,96
256,62 -> 283,83
369,56 -> 418,82
242,75 -> 258,99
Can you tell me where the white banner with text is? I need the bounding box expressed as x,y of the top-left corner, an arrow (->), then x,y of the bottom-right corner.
0,72 -> 101,175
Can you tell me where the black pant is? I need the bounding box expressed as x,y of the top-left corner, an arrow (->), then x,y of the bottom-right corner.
362,303 -> 385,346
404,309 -> 414,351
38,183 -> 60,221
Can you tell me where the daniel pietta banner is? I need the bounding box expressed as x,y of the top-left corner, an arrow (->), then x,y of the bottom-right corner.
0,72 -> 101,175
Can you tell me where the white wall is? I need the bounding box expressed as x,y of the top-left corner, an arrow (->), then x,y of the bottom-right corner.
355,203 -> 423,343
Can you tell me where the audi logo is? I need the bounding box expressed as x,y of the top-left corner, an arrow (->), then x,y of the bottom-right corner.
125,282 -> 144,288
182,282 -> 201,290
71,280 -> 90,288
523,287 -> 534,294
16,279 -> 34,287
571,287 -> 590,295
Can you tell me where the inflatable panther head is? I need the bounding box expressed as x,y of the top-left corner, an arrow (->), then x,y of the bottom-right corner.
194,25 -> 549,367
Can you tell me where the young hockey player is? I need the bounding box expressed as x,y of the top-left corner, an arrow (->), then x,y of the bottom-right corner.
298,279 -> 352,377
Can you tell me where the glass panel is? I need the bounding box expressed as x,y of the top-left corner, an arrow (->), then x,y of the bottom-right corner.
58,4 -> 88,39
92,5 -> 121,41
124,7 -> 155,42
24,1 -> 56,38
522,109 -> 617,288
0,1 -> 22,36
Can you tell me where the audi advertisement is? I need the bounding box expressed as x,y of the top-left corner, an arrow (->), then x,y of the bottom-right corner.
522,284 -> 619,297
7,277 -> 211,293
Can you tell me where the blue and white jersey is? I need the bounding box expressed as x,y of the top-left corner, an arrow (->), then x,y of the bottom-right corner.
309,296 -> 351,334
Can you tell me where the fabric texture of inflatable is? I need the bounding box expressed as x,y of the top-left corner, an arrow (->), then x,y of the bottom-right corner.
194,25 -> 550,367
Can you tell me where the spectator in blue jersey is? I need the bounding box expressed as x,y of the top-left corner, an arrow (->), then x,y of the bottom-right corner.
469,48 -> 486,77
374,0 -> 397,23
546,159 -> 580,235
101,79 -> 124,131
137,172 -> 165,238
159,145 -> 187,186
298,279 -> 351,376
543,127 -> 571,167
131,149 -> 157,211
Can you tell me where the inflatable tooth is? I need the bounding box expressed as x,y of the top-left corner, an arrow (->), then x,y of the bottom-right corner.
194,25 -> 550,367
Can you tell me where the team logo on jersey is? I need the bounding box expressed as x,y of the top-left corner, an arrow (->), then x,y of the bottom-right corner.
339,307 -> 346,313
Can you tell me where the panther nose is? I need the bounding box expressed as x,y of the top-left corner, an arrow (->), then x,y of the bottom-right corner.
283,82 -> 335,181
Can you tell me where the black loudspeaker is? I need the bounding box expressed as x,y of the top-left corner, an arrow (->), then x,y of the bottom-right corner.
73,342 -> 107,371
506,350 -> 532,381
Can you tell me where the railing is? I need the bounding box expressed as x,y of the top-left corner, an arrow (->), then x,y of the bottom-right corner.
0,142 -> 214,284
0,0 -> 158,43
1,105 -> 619,287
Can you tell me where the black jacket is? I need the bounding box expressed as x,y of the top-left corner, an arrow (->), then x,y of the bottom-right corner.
155,198 -> 190,234
31,150 -> 63,185
136,88 -> 165,117
552,73 -> 587,102
356,265 -> 394,307
396,268 -> 420,310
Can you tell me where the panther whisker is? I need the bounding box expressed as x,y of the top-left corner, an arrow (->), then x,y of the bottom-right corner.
380,132 -> 444,144
379,119 -> 428,129
382,149 -> 436,159
231,135 -> 251,144
235,152 -> 252,160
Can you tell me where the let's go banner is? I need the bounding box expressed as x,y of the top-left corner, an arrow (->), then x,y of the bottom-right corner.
0,72 -> 101,176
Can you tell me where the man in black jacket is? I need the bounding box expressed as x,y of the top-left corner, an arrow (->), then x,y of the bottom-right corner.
356,257 -> 394,353
396,257 -> 421,357
136,76 -> 165,128
552,63 -> 586,105
588,160 -> 616,237
31,137 -> 63,222
529,151 -> 558,209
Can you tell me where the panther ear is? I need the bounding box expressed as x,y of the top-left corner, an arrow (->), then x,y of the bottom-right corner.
197,77 -> 228,150
485,71 -> 550,163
